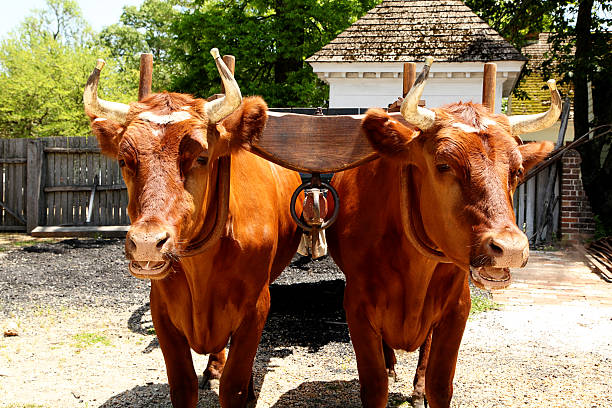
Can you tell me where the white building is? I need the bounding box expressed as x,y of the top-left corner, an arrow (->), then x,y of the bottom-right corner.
307,0 -> 526,114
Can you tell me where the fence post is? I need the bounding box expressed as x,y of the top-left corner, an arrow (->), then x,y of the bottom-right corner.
26,139 -> 44,233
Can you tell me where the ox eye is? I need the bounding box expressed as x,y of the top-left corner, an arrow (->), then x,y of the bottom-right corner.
197,156 -> 209,166
118,159 -> 126,167
436,163 -> 451,173
517,168 -> 524,177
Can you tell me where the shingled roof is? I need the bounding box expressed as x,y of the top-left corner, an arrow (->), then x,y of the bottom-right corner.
307,0 -> 525,63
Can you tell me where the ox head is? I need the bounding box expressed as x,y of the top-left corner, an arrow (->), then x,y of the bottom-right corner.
362,58 -> 560,289
84,49 -> 267,280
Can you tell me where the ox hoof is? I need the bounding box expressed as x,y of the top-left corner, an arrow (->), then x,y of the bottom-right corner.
199,377 -> 220,391
387,368 -> 398,382
411,397 -> 427,408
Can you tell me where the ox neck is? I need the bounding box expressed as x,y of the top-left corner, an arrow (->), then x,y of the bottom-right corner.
399,164 -> 453,264
180,155 -> 231,257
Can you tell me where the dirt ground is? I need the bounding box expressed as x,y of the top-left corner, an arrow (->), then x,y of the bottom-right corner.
0,235 -> 611,407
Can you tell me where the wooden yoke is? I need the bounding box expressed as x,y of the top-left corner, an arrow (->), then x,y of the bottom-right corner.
251,112 -> 378,173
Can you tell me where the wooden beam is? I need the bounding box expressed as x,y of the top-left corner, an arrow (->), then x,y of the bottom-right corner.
252,111 -> 387,173
0,158 -> 26,164
26,139 -> 44,233
43,184 -> 125,193
30,225 -> 129,238
44,147 -> 101,154
482,63 -> 497,112
403,62 -> 416,97
138,53 -> 153,101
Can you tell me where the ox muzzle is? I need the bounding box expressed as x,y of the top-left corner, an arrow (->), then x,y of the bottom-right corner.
125,223 -> 175,279
470,224 -> 529,290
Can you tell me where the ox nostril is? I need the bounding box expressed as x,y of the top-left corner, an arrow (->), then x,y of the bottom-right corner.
156,233 -> 170,250
488,240 -> 504,256
127,236 -> 137,253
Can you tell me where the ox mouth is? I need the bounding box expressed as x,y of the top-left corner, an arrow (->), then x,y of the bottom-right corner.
129,260 -> 172,280
469,266 -> 512,290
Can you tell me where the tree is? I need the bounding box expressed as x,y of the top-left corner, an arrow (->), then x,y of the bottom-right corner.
170,0 -> 380,107
466,0 -> 612,234
0,0 -> 135,138
99,0 -> 185,92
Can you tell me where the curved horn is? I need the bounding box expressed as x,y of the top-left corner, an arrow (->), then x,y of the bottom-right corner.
83,59 -> 130,124
508,79 -> 562,135
400,56 -> 436,131
204,48 -> 243,124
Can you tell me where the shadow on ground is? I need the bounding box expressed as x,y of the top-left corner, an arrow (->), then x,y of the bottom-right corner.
98,380 -> 220,407
126,278 -> 349,354
99,379 -> 410,407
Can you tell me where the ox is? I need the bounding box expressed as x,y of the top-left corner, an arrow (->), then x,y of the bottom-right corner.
83,50 -> 301,407
327,58 -> 561,408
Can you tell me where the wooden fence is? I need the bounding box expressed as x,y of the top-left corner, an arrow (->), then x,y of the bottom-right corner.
1,136 -> 561,242
514,165 -> 561,245
0,136 -> 128,236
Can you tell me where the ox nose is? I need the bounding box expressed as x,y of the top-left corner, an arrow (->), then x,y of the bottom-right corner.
480,226 -> 529,268
126,225 -> 173,262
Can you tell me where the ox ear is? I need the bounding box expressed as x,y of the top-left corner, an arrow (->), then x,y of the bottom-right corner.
90,118 -> 124,158
218,96 -> 268,151
362,108 -> 419,158
519,140 -> 555,172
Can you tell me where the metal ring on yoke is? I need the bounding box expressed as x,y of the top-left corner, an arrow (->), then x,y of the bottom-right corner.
290,179 -> 340,232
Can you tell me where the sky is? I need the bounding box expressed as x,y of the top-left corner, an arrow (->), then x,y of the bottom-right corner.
0,0 -> 144,39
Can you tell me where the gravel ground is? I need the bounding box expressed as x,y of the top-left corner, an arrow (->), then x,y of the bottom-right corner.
0,238 -> 611,407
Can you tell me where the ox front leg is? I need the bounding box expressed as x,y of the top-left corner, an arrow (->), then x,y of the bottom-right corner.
153,312 -> 198,408
346,309 -> 389,408
425,292 -> 470,408
219,288 -> 270,408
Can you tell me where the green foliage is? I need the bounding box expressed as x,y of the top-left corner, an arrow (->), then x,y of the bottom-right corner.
99,0 -> 186,92
0,0 -> 136,138
470,292 -> 500,316
170,0 -> 380,107
72,332 -> 112,348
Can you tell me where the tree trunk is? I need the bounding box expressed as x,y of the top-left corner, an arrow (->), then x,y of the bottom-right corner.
574,0 -> 612,234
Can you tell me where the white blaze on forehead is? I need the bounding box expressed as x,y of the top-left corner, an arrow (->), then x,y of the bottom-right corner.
138,111 -> 192,125
481,117 -> 497,128
452,122 -> 481,133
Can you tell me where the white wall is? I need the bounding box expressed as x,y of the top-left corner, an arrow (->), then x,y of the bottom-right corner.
309,61 -> 524,114
327,77 -> 506,113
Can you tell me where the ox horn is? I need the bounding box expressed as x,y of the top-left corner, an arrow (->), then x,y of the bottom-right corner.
508,79 -> 562,135
400,56 -> 436,131
83,59 -> 130,124
204,48 -> 243,124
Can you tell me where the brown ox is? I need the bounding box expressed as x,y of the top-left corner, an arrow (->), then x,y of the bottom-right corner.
327,58 -> 560,408
83,50 -> 301,407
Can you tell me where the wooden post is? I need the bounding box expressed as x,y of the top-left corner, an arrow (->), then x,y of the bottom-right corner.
26,139 -> 44,233
138,53 -> 153,101
482,62 -> 497,112
221,55 -> 236,94
403,62 -> 416,97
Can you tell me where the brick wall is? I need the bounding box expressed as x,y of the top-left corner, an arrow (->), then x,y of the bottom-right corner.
561,149 -> 596,244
